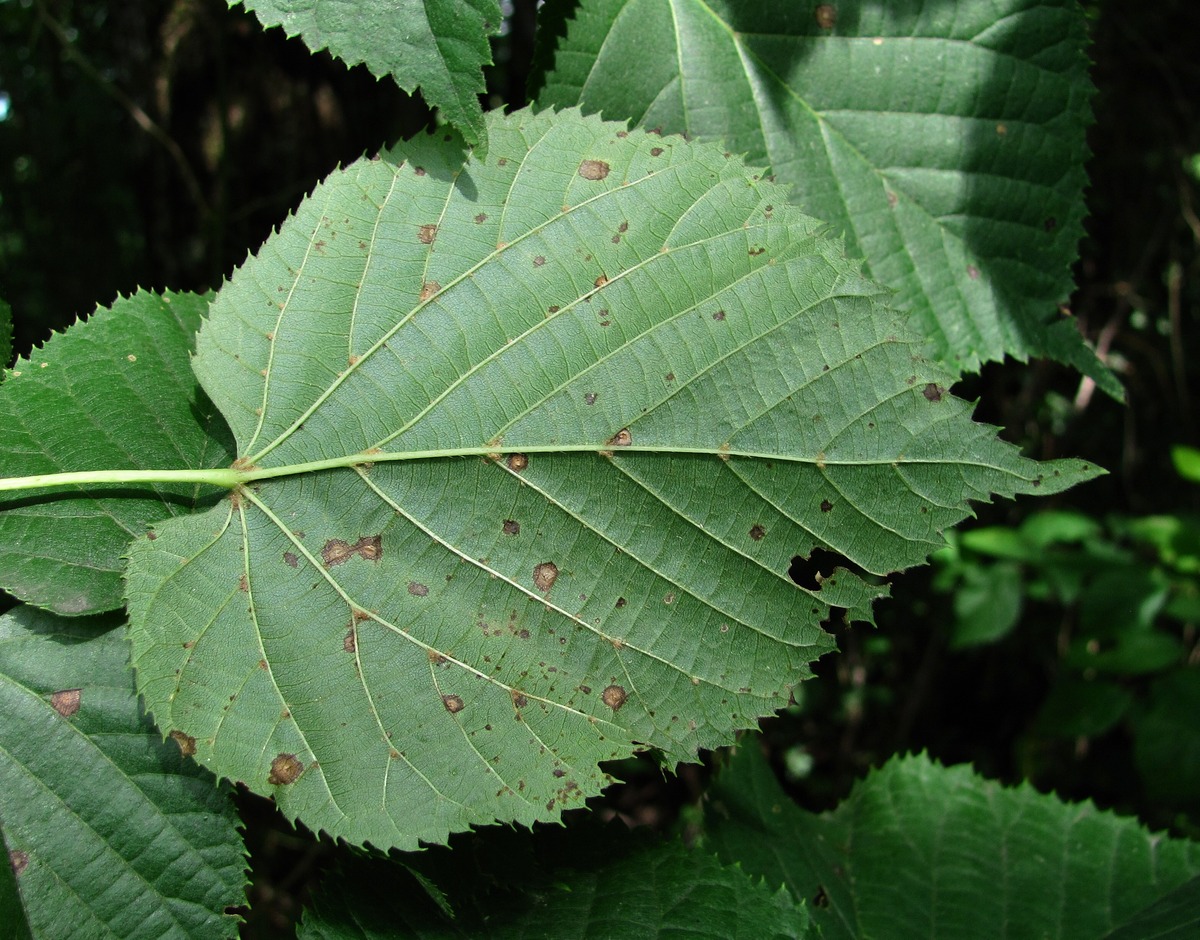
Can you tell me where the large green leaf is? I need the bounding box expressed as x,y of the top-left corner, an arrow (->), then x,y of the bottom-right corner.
536,0 -> 1119,394
704,744 -> 1200,940
0,606 -> 245,939
231,0 -> 500,150
299,825 -> 810,938
126,106 -> 1098,851
0,291 -> 235,615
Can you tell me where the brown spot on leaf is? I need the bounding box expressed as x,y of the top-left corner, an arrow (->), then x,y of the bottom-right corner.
815,4 -> 837,28
602,685 -> 627,711
238,573 -> 249,593
9,850 -> 28,877
967,264 -> 980,280
713,309 -> 726,321
650,147 -> 663,157
533,562 -> 559,592
619,221 -> 629,233
322,536 -> 383,567
418,224 -> 438,244
996,123 -> 1008,136
170,730 -> 197,756
821,499 -> 833,513
442,694 -> 465,714
283,552 -> 298,568
503,519 -> 521,535
615,597 -> 627,608
749,246 -> 766,256
414,165 -> 426,176
594,274 -> 609,288
607,428 -> 632,447
420,281 -> 441,301
749,524 -> 766,541
511,690 -> 528,709
887,190 -> 898,208
533,256 -> 546,267
408,581 -> 429,597
507,453 -> 529,471
474,213 -> 487,224
268,753 -> 304,785
923,383 -> 944,402
51,689 -> 81,717
428,649 -> 447,664
578,159 -> 610,180
585,392 -> 598,405
343,630 -> 357,653
547,305 -> 560,314
665,372 -> 675,382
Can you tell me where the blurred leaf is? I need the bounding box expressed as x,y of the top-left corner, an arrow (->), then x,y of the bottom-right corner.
0,606 -> 245,939
950,561 -> 1022,648
1172,445 -> 1200,483
960,526 -> 1030,561
124,106 -> 1097,851
1034,677 -> 1133,738
1079,567 -> 1169,637
232,0 -> 500,150
299,825 -> 811,938
1020,509 -> 1104,548
1133,669 -> 1200,805
704,744 -> 1200,940
0,291 -> 236,615
536,0 -> 1118,392
1122,515 -> 1200,575
1067,631 -> 1181,676
1101,873 -> 1200,940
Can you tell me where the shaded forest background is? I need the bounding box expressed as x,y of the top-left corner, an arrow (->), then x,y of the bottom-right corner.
2,0 -> 1199,933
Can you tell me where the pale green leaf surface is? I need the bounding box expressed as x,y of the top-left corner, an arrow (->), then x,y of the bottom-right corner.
0,291 -> 235,615
127,107 -> 1098,850
704,745 -> 1200,940
0,606 -> 245,940
231,0 -> 499,149
536,0 -> 1119,395
300,825 -> 810,938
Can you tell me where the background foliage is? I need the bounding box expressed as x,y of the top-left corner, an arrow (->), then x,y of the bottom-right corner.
2,0 -> 1200,935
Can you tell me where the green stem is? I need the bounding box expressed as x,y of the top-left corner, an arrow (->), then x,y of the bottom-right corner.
0,468 -> 242,493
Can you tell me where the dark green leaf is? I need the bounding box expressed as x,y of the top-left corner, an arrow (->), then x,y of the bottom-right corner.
0,606 -> 245,939
299,825 -> 810,939
704,744 -> 1200,940
231,0 -> 500,150
1133,670 -> 1200,805
1102,873 -> 1200,940
0,291 -> 236,615
0,818 -> 33,940
536,0 -> 1119,393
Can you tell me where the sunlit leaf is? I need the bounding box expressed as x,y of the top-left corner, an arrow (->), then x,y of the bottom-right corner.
536,0 -> 1119,395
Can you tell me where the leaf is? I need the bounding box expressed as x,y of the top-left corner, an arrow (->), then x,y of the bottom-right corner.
0,605 -> 245,939
231,0 -> 500,150
0,820 -> 34,940
299,824 -> 811,939
535,0 -> 1121,395
126,106 -> 1099,851
0,291 -> 236,615
1101,874 -> 1200,940
703,744 -> 1200,940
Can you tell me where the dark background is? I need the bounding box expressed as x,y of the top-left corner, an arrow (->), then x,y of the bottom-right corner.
2,0 -> 1198,933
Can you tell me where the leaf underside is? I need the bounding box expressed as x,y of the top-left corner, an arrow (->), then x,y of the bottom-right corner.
0,291 -> 236,615
704,746 -> 1200,940
0,606 -> 245,940
126,106 -> 1098,851
231,0 -> 500,149
299,825 -> 810,938
535,0 -> 1120,396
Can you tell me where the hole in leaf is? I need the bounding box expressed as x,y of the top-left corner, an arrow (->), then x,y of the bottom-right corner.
788,548 -> 857,590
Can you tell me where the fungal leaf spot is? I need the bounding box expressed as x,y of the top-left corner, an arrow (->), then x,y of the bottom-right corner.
578,159 -> 610,181
321,536 -> 383,567
923,383 -> 944,402
170,730 -> 197,756
268,753 -> 304,785
503,519 -> 521,535
606,428 -> 632,447
408,581 -> 429,597
418,224 -> 438,245
533,562 -> 559,592
442,694 -> 465,714
602,684 -> 627,711
506,453 -> 528,472
50,689 -> 81,718
749,524 -> 766,541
